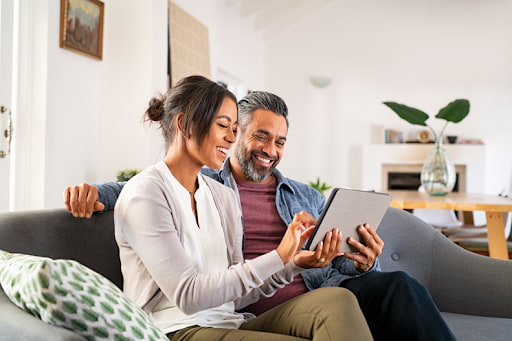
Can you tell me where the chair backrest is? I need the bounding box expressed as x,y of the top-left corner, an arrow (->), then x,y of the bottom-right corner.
412,185 -> 466,228
0,209 -> 122,289
501,166 -> 512,240
506,213 -> 512,241
412,208 -> 463,228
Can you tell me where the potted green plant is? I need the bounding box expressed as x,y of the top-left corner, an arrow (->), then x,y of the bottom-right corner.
309,177 -> 332,198
116,169 -> 141,182
383,99 -> 470,196
382,99 -> 470,142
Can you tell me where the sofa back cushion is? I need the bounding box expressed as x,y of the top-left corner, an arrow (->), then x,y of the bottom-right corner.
0,209 -> 122,289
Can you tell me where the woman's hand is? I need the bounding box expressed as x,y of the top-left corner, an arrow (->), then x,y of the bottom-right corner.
275,211 -> 317,264
294,228 -> 343,268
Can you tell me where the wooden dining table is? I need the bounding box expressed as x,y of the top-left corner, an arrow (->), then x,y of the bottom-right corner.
387,190 -> 512,260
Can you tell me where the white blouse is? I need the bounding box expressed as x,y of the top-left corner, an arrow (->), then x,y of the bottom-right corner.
150,163 -> 245,332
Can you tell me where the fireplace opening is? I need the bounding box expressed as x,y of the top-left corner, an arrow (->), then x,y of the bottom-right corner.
382,164 -> 466,193
387,172 -> 460,192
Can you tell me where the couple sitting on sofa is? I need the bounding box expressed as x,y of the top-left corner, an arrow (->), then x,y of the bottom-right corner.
64,77 -> 455,340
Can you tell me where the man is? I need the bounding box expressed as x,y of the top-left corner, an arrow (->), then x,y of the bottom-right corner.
64,91 -> 455,340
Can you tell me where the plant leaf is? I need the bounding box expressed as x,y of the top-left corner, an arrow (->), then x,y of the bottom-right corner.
435,99 -> 470,123
383,102 -> 429,126
308,177 -> 320,188
309,177 -> 331,198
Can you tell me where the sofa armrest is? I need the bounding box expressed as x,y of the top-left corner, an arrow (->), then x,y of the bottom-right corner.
0,286 -> 85,341
379,207 -> 512,319
430,233 -> 512,318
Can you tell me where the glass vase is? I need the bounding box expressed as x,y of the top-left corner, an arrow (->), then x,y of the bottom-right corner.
420,137 -> 456,196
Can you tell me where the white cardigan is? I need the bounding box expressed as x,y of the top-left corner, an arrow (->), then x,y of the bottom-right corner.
114,162 -> 303,329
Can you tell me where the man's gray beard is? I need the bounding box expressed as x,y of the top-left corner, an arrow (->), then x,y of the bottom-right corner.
235,146 -> 273,183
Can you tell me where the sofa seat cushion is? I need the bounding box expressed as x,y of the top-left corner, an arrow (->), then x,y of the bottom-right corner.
442,312 -> 512,341
0,250 -> 167,341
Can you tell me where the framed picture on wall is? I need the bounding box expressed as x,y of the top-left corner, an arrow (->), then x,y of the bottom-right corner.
59,0 -> 104,60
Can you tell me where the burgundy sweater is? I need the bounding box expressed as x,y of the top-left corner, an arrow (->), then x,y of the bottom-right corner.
235,177 -> 308,315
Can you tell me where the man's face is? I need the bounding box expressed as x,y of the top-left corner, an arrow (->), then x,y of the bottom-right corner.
233,109 -> 288,183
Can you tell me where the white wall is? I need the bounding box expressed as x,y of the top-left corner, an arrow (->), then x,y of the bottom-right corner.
13,0 -> 512,210
13,0 -> 264,210
44,0 -> 169,209
13,0 -> 168,210
264,0 -> 512,195
171,0 -> 265,92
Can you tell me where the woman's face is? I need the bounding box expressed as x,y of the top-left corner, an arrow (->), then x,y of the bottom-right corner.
197,97 -> 238,170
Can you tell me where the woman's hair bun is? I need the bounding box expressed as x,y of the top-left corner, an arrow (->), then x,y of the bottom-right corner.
145,94 -> 165,121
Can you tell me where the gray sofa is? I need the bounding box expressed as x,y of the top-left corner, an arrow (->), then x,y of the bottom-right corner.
1,207 -> 511,340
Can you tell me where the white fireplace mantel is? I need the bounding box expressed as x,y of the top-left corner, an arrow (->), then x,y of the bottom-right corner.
362,144 -> 486,193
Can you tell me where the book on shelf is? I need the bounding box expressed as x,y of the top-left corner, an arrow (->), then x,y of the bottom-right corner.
385,129 -> 403,144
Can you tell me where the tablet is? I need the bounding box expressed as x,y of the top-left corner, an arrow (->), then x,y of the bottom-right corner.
305,188 -> 391,253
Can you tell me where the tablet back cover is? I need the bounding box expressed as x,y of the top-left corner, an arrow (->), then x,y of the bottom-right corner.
306,188 -> 391,253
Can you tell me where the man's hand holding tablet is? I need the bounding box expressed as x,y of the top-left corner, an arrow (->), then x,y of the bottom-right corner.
305,188 -> 391,253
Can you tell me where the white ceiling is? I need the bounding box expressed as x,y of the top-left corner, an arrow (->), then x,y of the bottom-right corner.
225,0 -> 335,39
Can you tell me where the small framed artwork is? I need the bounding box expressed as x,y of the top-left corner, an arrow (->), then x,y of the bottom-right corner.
59,0 -> 104,60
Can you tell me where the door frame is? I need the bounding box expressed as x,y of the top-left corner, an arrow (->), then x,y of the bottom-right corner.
0,0 -> 15,211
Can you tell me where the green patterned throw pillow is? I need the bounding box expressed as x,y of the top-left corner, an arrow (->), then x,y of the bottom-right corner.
0,250 -> 167,341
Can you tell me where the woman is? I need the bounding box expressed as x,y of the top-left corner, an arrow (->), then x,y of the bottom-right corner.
114,75 -> 372,340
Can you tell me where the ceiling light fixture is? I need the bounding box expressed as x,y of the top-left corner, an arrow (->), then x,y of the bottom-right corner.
309,76 -> 332,88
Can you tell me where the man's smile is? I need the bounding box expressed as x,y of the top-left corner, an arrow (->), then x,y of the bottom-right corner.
253,153 -> 277,167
